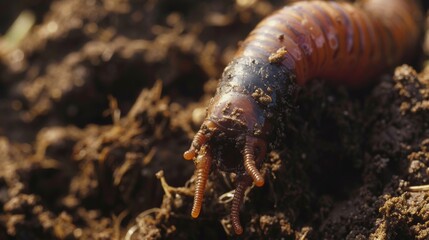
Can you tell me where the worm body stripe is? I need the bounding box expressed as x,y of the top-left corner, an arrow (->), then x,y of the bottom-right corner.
236,0 -> 421,86
185,0 -> 423,235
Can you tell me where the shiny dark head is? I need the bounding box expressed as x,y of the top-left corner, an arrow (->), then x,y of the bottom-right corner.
183,56 -> 296,234
183,91 -> 269,226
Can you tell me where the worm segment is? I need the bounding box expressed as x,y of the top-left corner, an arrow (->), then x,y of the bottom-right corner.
243,136 -> 267,187
191,145 -> 212,218
230,174 -> 252,235
183,129 -> 208,161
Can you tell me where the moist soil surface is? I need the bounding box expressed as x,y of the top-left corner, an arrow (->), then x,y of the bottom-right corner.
1,0 -> 429,239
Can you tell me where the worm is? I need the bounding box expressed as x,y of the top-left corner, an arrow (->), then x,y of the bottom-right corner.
183,0 -> 422,235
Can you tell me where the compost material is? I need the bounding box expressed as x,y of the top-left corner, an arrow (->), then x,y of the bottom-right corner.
0,0 -> 429,239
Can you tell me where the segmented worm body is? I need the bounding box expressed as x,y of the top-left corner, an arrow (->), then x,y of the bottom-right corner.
184,0 -> 422,235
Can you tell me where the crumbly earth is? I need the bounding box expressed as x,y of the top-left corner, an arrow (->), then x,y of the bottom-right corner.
0,0 -> 428,239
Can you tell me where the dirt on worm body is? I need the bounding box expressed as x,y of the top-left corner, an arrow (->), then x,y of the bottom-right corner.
0,0 -> 429,239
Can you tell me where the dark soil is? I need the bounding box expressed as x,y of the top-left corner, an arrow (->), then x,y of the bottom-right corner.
1,0 -> 429,239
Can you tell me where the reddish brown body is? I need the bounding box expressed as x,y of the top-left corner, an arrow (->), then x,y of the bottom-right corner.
184,0 -> 422,235
240,0 -> 421,86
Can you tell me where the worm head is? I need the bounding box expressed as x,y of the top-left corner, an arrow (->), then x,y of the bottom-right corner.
183,91 -> 270,227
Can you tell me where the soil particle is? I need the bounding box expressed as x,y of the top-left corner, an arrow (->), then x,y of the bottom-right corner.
251,87 -> 272,105
268,46 -> 288,64
372,192 -> 429,239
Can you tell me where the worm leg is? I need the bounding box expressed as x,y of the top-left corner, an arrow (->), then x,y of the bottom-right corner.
191,146 -> 212,218
231,174 -> 252,235
243,137 -> 266,187
184,129 -> 208,160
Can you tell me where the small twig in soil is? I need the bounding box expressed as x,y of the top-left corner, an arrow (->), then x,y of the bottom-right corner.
218,190 -> 235,204
408,184 -> 429,192
155,170 -> 194,197
124,225 -> 139,240
112,210 -> 128,240
125,208 -> 162,240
